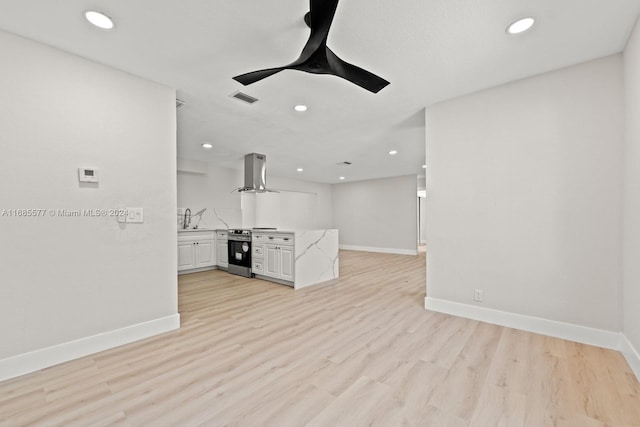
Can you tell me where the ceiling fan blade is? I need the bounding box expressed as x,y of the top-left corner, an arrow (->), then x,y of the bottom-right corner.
325,47 -> 390,93
295,0 -> 339,66
233,67 -> 285,86
309,0 -> 338,37
232,0 -> 338,85
231,0 -> 390,93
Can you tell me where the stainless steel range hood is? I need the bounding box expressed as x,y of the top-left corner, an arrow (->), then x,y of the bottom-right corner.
235,153 -> 278,193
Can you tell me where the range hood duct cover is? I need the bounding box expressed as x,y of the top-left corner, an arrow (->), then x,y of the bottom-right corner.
236,153 -> 278,193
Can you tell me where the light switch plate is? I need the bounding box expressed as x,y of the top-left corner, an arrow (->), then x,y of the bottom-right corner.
126,207 -> 144,223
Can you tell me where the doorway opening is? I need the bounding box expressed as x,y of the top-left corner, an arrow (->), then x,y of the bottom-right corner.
417,188 -> 426,254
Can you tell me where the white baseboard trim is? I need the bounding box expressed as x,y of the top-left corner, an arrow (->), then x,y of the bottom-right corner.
620,335 -> 640,381
424,297 -> 621,351
339,245 -> 418,256
0,313 -> 180,382
178,266 -> 217,275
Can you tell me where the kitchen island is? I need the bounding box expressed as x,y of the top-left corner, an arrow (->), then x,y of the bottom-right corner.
252,229 -> 339,289
178,228 -> 339,288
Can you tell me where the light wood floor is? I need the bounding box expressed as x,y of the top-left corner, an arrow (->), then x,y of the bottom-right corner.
1,250 -> 639,426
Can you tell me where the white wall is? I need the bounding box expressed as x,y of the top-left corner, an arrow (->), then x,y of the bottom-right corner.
177,162 -> 333,231
177,161 -> 243,229
425,55 -> 624,331
0,31 -> 178,376
333,175 -> 418,254
418,196 -> 427,244
242,174 -> 334,230
623,18 -> 640,361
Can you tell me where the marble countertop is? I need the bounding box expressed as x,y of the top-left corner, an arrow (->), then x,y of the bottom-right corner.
179,228 -> 336,234
252,229 -> 337,234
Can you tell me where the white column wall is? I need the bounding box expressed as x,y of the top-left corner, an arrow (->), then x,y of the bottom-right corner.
622,18 -> 640,368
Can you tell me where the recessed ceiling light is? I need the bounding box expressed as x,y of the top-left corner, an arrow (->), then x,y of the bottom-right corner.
506,17 -> 535,35
294,104 -> 308,112
389,150 -> 398,155
84,10 -> 115,30
422,164 -> 427,169
201,143 -> 213,149
297,168 -> 304,172
339,176 -> 345,180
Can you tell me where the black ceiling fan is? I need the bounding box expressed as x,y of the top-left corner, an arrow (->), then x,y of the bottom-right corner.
232,0 -> 390,94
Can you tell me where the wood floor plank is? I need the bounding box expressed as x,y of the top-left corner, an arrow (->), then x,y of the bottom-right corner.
427,321 -> 503,422
382,359 -> 450,424
306,376 -> 400,427
0,249 -> 638,426
469,384 -> 526,427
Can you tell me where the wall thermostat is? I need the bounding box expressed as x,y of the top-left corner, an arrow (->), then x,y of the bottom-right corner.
78,168 -> 99,183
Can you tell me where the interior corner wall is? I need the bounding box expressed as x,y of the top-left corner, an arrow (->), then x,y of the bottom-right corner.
0,30 -> 178,378
623,18 -> 640,358
425,55 -> 624,331
332,175 -> 418,254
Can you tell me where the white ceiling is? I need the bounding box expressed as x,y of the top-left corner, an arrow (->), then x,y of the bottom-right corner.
0,0 -> 638,183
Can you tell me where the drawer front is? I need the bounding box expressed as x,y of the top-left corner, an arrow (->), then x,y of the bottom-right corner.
265,234 -> 294,245
216,231 -> 228,240
253,246 -> 264,257
178,231 -> 215,242
253,234 -> 266,243
252,261 -> 264,274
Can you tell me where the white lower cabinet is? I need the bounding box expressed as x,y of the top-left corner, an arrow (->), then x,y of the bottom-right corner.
216,230 -> 228,269
178,231 -> 216,272
265,244 -> 279,277
252,243 -> 265,274
279,245 -> 294,282
257,233 -> 294,284
195,240 -> 215,268
178,241 -> 197,270
216,240 -> 228,268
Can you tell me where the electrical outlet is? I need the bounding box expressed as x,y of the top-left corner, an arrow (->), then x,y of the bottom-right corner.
474,289 -> 484,302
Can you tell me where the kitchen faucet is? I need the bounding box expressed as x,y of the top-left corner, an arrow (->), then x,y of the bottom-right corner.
183,208 -> 191,229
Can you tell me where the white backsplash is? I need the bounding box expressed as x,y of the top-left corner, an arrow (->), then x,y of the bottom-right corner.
178,207 -> 242,230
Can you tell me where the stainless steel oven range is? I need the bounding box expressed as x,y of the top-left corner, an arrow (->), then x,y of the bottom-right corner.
227,229 -> 252,278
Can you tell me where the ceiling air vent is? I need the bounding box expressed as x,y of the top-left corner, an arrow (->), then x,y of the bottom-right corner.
230,91 -> 259,104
